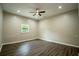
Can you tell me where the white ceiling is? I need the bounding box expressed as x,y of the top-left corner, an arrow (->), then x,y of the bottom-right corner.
2,3 -> 77,20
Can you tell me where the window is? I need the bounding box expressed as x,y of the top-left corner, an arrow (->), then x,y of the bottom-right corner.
21,24 -> 29,32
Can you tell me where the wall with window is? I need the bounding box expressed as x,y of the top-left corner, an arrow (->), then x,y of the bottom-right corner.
3,12 -> 38,44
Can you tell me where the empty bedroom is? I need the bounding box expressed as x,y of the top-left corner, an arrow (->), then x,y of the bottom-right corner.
0,3 -> 79,56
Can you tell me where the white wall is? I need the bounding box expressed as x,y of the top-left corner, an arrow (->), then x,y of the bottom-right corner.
3,12 -> 39,44
78,3 -> 79,16
39,9 -> 79,48
0,5 -> 3,51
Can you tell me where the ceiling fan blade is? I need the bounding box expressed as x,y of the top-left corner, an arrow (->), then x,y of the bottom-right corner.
39,11 -> 45,13
38,13 -> 41,16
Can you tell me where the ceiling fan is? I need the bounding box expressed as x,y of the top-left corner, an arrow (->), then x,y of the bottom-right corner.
29,8 -> 45,16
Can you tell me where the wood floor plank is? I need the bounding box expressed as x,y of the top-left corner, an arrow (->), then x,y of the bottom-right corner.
0,39 -> 79,56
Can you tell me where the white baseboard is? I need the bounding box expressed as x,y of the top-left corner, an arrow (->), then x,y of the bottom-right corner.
40,38 -> 79,48
52,41 -> 79,48
2,38 -> 79,48
2,38 -> 37,45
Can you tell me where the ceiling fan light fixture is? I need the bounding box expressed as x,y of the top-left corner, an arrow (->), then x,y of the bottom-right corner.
29,8 -> 45,16
36,13 -> 39,15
